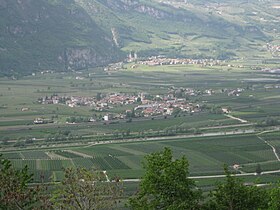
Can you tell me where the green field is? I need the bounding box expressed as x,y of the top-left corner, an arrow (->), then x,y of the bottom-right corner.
1,64 -> 280,142
0,62 -> 280,186
2,133 -> 279,183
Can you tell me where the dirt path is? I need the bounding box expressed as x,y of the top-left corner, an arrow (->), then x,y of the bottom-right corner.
65,150 -> 93,158
225,114 -> 248,123
45,151 -> 68,160
200,123 -> 254,130
257,136 -> 280,162
103,171 -> 110,182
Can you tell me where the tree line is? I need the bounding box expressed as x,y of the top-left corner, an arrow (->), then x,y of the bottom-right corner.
1,148 -> 279,210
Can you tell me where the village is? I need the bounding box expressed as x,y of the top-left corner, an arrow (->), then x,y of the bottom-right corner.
36,84 -> 247,124
104,53 -> 246,72
37,91 -> 200,121
266,43 -> 280,56
134,56 -> 223,67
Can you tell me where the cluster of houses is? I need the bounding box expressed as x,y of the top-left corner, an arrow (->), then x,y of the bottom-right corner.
262,68 -> 280,74
33,118 -> 53,124
37,91 -> 202,120
103,54 -> 248,72
266,43 -> 280,56
136,56 -> 223,67
104,62 -> 124,72
133,99 -> 200,117
36,84 -> 247,123
38,95 -> 96,108
226,88 -> 244,97
38,93 -> 142,110
168,86 -> 214,97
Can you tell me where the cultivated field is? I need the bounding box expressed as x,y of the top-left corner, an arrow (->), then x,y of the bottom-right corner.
0,63 -> 280,185
2,133 -> 279,183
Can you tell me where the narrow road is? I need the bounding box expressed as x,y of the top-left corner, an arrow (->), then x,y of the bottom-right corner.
200,123 -> 254,130
225,114 -> 248,123
257,136 -> 280,162
4,122 -> 251,143
103,171 -> 110,182
4,127 -> 280,152
84,129 -> 257,148
121,169 -> 280,182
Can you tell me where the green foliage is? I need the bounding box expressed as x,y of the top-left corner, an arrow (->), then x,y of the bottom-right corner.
51,167 -> 123,210
0,155 -> 50,209
268,182 -> 280,210
0,0 -> 122,76
1,0 -> 276,75
66,116 -> 89,123
204,166 -> 269,210
257,117 -> 280,127
256,164 -> 262,175
1,150 -> 280,209
128,147 -> 201,210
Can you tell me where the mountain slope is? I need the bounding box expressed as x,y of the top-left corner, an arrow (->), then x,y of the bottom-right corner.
0,0 -> 122,76
0,0 -> 278,76
77,0 -> 272,59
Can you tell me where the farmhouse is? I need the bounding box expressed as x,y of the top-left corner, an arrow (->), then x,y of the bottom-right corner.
34,118 -> 44,124
21,107 -> 29,111
222,108 -> 230,114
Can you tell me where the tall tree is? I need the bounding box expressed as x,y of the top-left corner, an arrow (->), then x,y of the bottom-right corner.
255,164 -> 262,175
204,166 -> 269,210
129,147 -> 201,210
268,182 -> 280,210
51,167 -> 123,210
0,155 -> 50,210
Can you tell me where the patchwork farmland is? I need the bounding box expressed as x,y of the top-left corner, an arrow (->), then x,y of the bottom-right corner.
2,133 -> 279,182
0,63 -> 280,186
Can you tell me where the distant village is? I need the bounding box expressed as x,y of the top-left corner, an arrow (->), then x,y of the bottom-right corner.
262,68 -> 280,74
34,53 -> 250,125
125,52 -> 224,67
37,90 -> 200,121
267,43 -> 280,56
36,84 -> 247,124
134,56 -> 223,67
104,53 -> 246,72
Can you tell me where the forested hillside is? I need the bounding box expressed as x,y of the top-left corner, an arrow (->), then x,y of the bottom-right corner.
0,0 -> 279,76
0,0 -> 122,76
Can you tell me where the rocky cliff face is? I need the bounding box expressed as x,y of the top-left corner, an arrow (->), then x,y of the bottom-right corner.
65,48 -> 116,70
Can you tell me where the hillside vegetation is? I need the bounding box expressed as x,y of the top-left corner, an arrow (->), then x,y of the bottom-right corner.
0,0 -> 279,75
0,0 -> 122,76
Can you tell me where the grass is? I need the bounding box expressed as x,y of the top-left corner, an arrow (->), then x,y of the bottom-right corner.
0,64 -> 278,141
72,158 -> 96,169
21,151 -> 50,159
